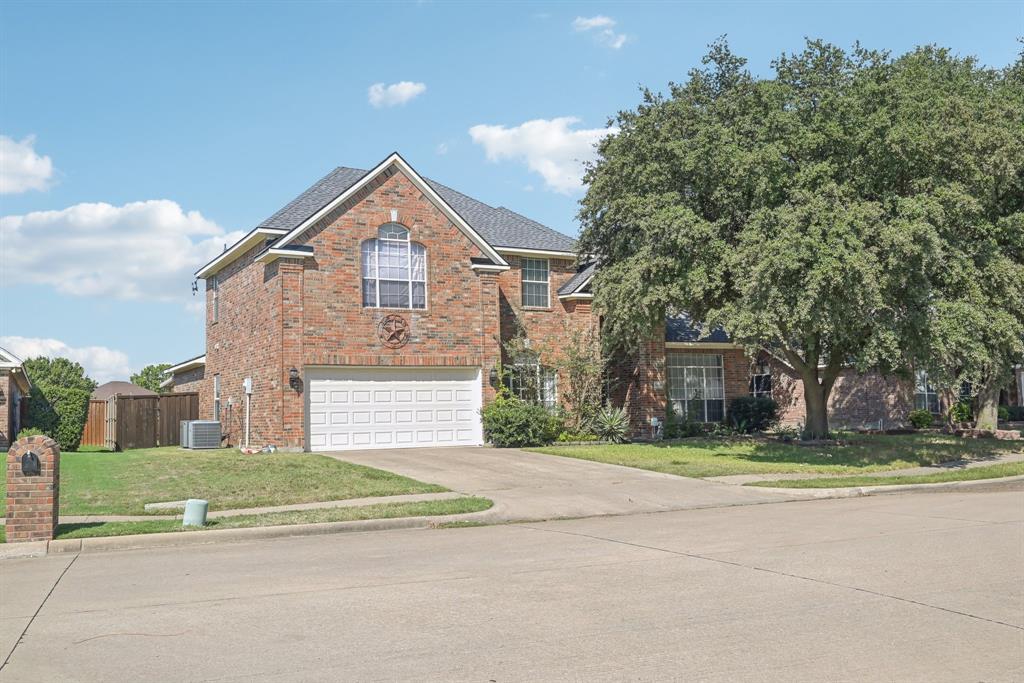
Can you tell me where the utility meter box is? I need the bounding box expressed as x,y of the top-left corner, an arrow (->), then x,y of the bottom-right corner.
243,377 -> 253,394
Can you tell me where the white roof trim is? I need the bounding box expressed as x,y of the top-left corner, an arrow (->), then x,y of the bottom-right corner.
165,355 -> 206,375
495,247 -> 576,259
195,228 -> 288,279
665,342 -> 742,350
0,346 -> 25,369
255,247 -> 315,265
470,263 -> 511,272
274,153 -> 509,267
558,292 -> 594,301
158,376 -> 174,389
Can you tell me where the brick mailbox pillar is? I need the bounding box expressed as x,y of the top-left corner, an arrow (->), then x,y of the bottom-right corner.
6,435 -> 60,543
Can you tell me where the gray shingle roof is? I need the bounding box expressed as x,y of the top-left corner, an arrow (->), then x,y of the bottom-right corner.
557,260 -> 597,296
665,314 -> 732,344
258,166 -> 577,254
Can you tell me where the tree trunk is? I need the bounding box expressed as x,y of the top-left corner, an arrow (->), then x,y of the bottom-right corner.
802,379 -> 830,439
974,379 -> 1001,432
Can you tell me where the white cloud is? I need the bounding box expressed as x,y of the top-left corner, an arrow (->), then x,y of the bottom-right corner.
367,81 -> 427,108
0,199 -> 245,302
469,117 -> 617,194
1,336 -> 131,384
0,135 -> 55,194
572,15 -> 627,49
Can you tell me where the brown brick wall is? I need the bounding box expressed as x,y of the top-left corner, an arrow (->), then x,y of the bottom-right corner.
0,372 -> 10,448
770,361 -> 914,429
169,366 -> 204,395
6,435 -> 60,543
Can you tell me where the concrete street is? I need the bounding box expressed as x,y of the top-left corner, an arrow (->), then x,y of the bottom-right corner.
2,486 -> 1021,681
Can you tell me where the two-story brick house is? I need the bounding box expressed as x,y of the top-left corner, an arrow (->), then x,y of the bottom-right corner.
173,152 -> 1021,451
185,153 -> 595,451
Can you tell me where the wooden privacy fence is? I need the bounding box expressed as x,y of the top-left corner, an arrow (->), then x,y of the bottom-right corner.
81,400 -> 107,447
88,393 -> 200,451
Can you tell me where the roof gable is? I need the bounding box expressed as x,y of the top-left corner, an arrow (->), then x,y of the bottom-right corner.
274,153 -> 507,266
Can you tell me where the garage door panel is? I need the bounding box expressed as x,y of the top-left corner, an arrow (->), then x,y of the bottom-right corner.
307,368 -> 482,451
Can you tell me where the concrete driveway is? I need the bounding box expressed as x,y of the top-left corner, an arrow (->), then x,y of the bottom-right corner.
331,446 -> 792,521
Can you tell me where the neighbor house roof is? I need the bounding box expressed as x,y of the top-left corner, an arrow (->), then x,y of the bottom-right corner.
665,314 -> 733,345
0,346 -> 31,392
92,381 -> 157,400
197,153 -> 577,279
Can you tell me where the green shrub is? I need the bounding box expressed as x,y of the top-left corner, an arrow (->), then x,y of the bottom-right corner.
997,406 -> 1010,422
728,396 -> 780,433
481,397 -> 562,448
948,400 -> 973,424
907,409 -> 935,429
592,405 -> 631,443
23,357 -> 96,452
16,427 -> 46,440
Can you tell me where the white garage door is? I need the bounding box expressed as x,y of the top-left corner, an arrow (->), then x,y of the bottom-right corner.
306,367 -> 483,451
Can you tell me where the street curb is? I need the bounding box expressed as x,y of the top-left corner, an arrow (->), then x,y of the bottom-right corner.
749,474 -> 1024,498
0,506 -> 505,560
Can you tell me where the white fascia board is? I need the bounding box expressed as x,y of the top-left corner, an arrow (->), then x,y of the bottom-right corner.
495,247 -> 576,259
158,376 -> 174,389
165,355 -> 206,375
665,341 -> 743,350
470,263 -> 511,272
274,153 -> 509,267
255,247 -> 315,265
195,228 -> 288,279
558,292 -> 594,301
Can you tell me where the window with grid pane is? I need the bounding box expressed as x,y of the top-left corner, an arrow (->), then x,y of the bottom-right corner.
507,355 -> 558,410
361,224 -> 426,309
750,361 -> 772,398
521,258 -> 549,308
667,353 -> 725,422
914,370 -> 940,413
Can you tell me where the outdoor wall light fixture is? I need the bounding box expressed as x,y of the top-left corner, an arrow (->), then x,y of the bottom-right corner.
288,367 -> 301,391
488,367 -> 499,388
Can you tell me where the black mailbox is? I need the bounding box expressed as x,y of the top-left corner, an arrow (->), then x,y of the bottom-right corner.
21,451 -> 41,477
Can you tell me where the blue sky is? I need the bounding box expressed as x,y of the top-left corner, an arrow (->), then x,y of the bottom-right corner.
1,1 -> 1021,381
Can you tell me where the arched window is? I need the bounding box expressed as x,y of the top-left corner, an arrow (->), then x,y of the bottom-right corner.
361,224 -> 426,309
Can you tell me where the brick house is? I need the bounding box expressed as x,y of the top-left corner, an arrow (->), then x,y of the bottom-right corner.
177,153 -> 1021,451
0,346 -> 31,448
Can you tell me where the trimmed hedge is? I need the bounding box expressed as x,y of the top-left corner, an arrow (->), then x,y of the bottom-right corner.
23,357 -> 95,452
481,396 -> 562,448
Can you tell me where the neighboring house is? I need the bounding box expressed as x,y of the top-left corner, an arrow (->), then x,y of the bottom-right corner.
91,381 -> 157,400
0,346 -> 31,447
161,355 -> 206,393
192,153 -> 594,450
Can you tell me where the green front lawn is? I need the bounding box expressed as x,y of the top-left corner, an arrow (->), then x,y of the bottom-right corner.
49,496 -> 493,540
529,433 -> 1021,479
0,447 -> 445,516
745,461 -> 1024,488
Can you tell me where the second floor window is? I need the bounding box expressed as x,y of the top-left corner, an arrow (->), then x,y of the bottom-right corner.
521,257 -> 549,308
211,275 -> 219,323
361,224 -> 426,309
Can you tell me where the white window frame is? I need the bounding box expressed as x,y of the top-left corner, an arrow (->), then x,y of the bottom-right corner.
211,275 -> 219,323
361,224 -> 427,310
521,257 -> 550,308
667,353 -> 726,422
508,358 -> 558,410
914,370 -> 940,413
750,361 -> 772,398
213,374 -> 221,421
